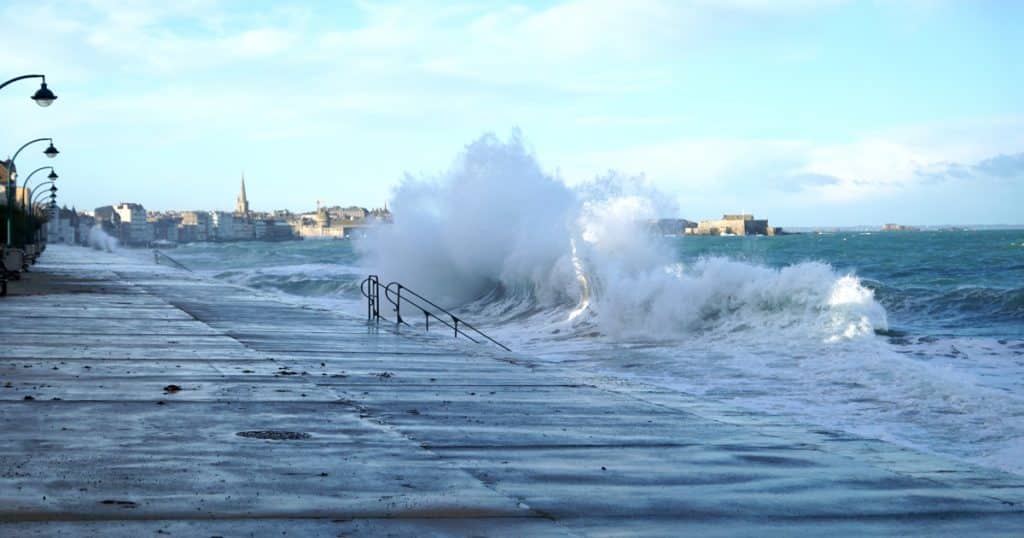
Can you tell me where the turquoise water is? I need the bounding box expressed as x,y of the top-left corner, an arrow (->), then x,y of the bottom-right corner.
670,231 -> 1024,339
170,230 -> 1024,340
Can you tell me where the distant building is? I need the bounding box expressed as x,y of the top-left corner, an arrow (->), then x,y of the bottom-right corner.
180,211 -> 211,242
332,206 -> 368,221
75,213 -> 95,243
46,206 -> 77,244
114,202 -> 153,246
882,223 -> 920,232
13,187 -> 33,208
254,218 -> 295,241
686,214 -> 781,236
210,211 -> 236,241
149,214 -> 181,242
93,205 -> 122,237
289,207 -> 370,239
0,160 -> 11,206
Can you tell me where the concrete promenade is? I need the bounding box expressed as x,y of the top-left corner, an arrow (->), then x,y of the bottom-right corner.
1,245 -> 1023,536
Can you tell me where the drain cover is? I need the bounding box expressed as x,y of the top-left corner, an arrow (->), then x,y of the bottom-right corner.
236,430 -> 311,440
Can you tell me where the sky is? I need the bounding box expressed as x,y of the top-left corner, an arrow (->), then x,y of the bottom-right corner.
1,0 -> 1021,226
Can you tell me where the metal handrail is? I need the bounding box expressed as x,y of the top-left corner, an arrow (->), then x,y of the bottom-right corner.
360,274 -> 381,321
360,276 -> 510,352
153,249 -> 192,272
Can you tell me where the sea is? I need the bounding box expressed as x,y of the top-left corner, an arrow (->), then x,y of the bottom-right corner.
160,136 -> 1024,477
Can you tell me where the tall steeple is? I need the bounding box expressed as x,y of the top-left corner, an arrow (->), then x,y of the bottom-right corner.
236,173 -> 250,216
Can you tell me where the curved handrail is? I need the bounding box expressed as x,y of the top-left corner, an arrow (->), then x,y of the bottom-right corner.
153,249 -> 192,272
360,274 -> 381,321
360,275 -> 510,352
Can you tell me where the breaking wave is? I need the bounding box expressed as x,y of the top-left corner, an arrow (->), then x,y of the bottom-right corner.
358,132 -> 887,345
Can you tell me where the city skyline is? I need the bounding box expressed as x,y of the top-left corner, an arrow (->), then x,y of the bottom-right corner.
2,1 -> 1022,226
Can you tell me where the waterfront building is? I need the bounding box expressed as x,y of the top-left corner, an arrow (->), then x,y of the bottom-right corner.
74,213 -> 95,243
45,206 -> 77,244
93,206 -> 122,238
114,202 -> 154,246
210,211 -> 236,241
179,211 -> 211,242
148,214 -> 181,243
289,208 -> 367,239
254,217 -> 296,241
335,206 -> 368,221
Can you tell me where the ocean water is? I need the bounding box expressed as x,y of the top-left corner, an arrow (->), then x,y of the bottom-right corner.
166,228 -> 1024,477
165,135 -> 1024,476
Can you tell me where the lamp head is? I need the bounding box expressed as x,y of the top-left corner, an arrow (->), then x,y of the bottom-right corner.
32,82 -> 57,107
44,142 -> 59,158
48,170 -> 58,180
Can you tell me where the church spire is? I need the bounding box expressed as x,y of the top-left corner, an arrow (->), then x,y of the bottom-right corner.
236,173 -> 250,215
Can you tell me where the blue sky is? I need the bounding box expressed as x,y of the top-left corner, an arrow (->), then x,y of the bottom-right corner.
1,0 -> 1021,226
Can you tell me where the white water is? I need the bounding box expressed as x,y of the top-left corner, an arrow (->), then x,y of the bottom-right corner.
359,132 -> 887,346
354,132 -> 1024,476
87,225 -> 118,252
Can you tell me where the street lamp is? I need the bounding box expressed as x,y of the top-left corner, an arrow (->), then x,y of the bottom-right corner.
6,138 -> 59,247
0,74 -> 57,106
28,190 -> 57,246
21,167 -> 57,211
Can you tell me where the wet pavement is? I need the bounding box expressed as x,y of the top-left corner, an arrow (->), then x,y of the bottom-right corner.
1,245 -> 1022,536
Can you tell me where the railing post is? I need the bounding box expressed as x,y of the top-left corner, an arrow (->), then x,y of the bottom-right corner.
395,285 -> 403,325
425,311 -> 430,331
453,317 -> 459,339
372,276 -> 380,321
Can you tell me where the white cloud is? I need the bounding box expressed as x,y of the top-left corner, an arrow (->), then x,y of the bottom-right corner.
230,29 -> 295,57
560,117 -> 1024,206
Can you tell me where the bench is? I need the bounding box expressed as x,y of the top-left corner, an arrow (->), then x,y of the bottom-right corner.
1,247 -> 26,296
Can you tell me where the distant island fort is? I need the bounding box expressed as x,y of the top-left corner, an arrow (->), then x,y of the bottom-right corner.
685,214 -> 782,236
646,214 -> 782,236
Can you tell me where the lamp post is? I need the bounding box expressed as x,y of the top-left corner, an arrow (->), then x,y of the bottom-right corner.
5,138 -> 59,247
3,74 -> 57,248
21,167 -> 57,211
28,185 -> 56,245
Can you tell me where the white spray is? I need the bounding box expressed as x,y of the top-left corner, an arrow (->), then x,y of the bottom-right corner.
358,132 -> 887,344
87,225 -> 118,252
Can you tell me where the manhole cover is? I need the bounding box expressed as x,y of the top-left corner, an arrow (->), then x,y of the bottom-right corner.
236,430 -> 311,440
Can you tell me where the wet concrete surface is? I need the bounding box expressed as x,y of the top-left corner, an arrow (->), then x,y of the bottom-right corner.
1,245 -> 1022,536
